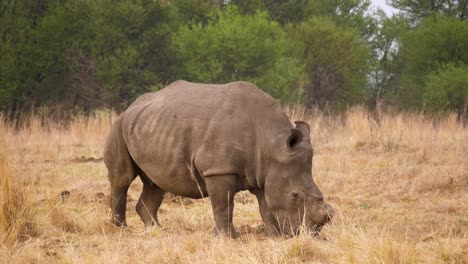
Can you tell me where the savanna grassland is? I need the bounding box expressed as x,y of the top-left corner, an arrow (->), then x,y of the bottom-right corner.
0,107 -> 467,263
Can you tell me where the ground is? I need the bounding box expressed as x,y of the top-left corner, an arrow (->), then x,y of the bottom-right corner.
0,106 -> 467,263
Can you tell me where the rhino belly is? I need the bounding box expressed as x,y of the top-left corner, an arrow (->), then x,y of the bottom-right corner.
124,109 -> 209,198
140,160 -> 208,199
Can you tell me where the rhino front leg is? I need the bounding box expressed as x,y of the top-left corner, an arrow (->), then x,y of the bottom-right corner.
205,175 -> 237,238
250,189 -> 280,236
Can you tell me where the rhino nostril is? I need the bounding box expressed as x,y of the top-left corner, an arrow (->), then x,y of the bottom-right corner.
326,206 -> 334,220
321,204 -> 334,222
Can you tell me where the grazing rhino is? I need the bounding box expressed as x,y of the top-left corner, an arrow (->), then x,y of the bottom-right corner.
104,80 -> 334,237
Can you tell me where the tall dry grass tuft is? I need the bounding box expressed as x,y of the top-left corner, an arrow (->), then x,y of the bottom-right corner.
69,109 -> 118,144
0,116 -> 38,248
48,200 -> 82,233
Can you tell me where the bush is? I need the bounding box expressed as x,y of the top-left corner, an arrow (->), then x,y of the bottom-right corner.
423,63 -> 468,112
399,16 -> 468,108
0,0 -> 178,111
171,5 -> 303,102
288,17 -> 370,108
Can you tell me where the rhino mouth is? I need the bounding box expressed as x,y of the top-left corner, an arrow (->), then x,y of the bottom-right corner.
297,220 -> 328,236
310,224 -> 324,235
284,222 -> 325,237
275,212 -> 331,236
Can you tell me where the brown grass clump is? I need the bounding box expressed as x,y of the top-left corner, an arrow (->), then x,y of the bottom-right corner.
0,107 -> 467,263
0,118 -> 38,248
48,202 -> 82,233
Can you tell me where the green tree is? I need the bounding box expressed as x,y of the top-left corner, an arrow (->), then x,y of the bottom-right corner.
389,0 -> 467,21
171,0 -> 217,24
0,0 -> 179,111
1,0 -> 410,112
289,17 -> 370,108
398,16 -> 468,108
229,0 -> 266,15
253,0 -> 372,28
367,11 -> 408,107
423,63 -> 468,113
0,0 -> 60,109
89,0 -> 179,108
171,5 -> 303,102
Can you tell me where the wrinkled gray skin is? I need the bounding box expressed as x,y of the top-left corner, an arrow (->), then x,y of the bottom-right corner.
104,80 -> 334,237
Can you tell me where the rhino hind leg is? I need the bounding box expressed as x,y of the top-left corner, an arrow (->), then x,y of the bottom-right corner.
136,173 -> 165,227
108,155 -> 136,227
110,183 -> 132,226
104,117 -> 138,227
205,175 -> 238,238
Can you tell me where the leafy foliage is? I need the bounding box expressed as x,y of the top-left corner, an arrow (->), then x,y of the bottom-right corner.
389,0 -> 468,22
1,0 -> 467,113
398,16 -> 468,109
171,6 -> 303,102
289,17 -> 370,108
423,63 -> 468,112
366,12 -> 408,108
0,0 -> 178,110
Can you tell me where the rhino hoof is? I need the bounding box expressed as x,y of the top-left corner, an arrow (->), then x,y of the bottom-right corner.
212,227 -> 238,238
111,217 -> 127,227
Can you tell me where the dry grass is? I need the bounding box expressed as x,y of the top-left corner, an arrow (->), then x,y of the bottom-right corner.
0,116 -> 38,249
0,107 -> 466,263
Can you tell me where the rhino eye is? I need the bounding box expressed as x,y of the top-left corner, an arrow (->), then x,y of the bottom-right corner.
290,192 -> 299,199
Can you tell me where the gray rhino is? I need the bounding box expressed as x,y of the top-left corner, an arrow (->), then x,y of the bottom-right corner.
104,80 -> 334,237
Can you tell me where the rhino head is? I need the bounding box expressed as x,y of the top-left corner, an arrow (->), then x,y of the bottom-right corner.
264,121 -> 334,236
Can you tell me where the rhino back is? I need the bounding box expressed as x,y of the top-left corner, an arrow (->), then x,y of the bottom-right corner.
120,80 -> 291,196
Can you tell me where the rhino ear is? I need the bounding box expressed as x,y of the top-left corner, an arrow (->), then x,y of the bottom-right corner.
287,121 -> 310,150
287,129 -> 303,150
294,121 -> 310,140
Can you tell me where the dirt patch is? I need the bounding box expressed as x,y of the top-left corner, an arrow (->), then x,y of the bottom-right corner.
69,156 -> 103,163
